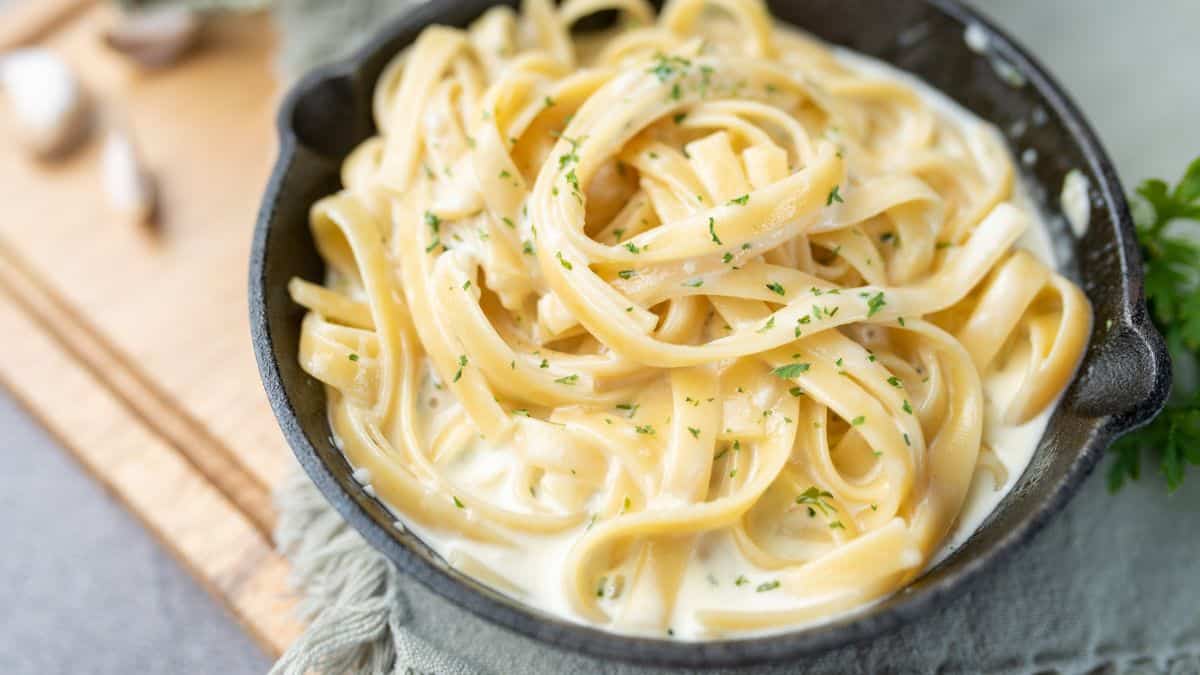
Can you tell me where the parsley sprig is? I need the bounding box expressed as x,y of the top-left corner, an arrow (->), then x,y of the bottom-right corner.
1109,157 -> 1200,493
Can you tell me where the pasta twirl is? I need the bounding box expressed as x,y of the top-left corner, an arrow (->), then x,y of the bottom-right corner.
290,0 -> 1091,639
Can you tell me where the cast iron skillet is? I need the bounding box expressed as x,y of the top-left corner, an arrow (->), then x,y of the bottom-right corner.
250,0 -> 1170,668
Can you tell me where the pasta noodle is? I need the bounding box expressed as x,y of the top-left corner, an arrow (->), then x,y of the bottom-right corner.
289,0 -> 1091,638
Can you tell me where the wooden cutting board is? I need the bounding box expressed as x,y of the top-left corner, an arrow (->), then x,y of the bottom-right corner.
0,1 -> 303,657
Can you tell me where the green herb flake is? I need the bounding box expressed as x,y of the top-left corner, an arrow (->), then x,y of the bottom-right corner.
756,580 -> 781,592
772,363 -> 811,379
708,216 -> 722,245
866,291 -> 887,317
687,427 -> 701,439
766,281 -> 786,296
728,194 -> 749,206
826,184 -> 844,206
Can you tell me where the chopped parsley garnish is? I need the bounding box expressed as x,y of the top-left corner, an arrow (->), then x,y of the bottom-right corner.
735,575 -> 749,587
682,279 -> 704,288
687,427 -> 701,439
647,53 -> 691,82
635,424 -> 655,435
755,580 -> 781,592
708,216 -> 722,245
827,184 -> 844,205
453,496 -> 465,508
866,291 -> 887,317
453,355 -> 468,383
556,251 -> 573,270
462,280 -> 472,291
789,386 -> 804,397
795,486 -> 835,516
543,95 -> 555,108
424,211 -> 440,232
617,269 -> 635,280
851,415 -> 866,426
887,376 -> 903,388
554,374 -> 579,385
624,242 -> 642,254
772,363 -> 811,379
673,112 -> 687,125
829,521 -> 846,530
902,400 -> 913,415
501,216 -> 515,228
766,281 -> 786,296
425,237 -> 442,253
722,252 -> 734,264
616,403 -> 640,417
348,353 -> 359,362
728,194 -> 749,206
756,316 -> 775,333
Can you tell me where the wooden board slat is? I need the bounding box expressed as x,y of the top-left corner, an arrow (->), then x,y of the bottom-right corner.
0,3 -> 301,657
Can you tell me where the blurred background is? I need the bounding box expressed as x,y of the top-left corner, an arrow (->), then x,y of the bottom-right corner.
0,1 -> 1197,673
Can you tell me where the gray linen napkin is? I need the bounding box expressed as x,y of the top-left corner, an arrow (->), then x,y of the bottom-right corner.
253,2 -> 1200,673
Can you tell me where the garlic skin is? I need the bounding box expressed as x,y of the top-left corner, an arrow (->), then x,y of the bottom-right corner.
0,49 -> 90,158
104,7 -> 201,69
102,128 -> 157,226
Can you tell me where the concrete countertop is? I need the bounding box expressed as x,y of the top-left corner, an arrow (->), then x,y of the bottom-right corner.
0,1 -> 1196,673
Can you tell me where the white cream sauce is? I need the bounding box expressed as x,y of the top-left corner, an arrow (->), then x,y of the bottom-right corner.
1062,169 -> 1092,237
353,39 -> 1070,641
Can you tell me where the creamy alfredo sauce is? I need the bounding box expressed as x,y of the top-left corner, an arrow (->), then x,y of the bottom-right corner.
339,40 -> 1071,639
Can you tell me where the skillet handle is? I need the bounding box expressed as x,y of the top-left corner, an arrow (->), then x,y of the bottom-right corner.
1072,299 -> 1171,437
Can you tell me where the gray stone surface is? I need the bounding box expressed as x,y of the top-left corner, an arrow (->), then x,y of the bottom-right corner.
0,1 -> 1196,674
0,394 -> 270,674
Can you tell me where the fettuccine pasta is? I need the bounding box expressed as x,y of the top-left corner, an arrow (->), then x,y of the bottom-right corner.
290,0 -> 1091,638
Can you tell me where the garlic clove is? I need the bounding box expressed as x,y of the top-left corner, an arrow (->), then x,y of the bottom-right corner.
0,48 -> 91,158
102,128 -> 157,226
103,7 -> 201,69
